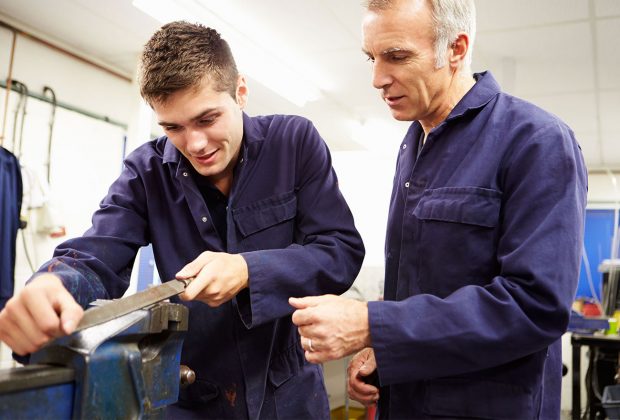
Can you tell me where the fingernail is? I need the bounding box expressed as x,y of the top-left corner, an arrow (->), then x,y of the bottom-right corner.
63,319 -> 75,333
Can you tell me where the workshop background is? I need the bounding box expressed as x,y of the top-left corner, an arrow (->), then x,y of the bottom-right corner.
0,0 -> 619,418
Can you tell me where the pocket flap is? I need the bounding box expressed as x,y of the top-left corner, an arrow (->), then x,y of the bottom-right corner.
268,343 -> 304,388
413,187 -> 501,227
232,192 -> 297,237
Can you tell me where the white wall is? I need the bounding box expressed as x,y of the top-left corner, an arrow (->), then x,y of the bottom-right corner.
589,172 -> 620,205
0,24 -> 143,367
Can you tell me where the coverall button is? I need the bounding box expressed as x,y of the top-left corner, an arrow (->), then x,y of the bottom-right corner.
405,181 -> 410,188
182,172 -> 189,177
201,216 -> 208,222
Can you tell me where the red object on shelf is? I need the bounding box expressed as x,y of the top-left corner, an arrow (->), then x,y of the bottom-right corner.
582,302 -> 602,317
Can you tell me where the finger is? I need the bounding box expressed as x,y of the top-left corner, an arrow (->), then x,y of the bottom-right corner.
54,293 -> 84,335
32,286 -> 83,336
348,386 -> 379,407
349,377 -> 379,396
180,271 -> 212,301
297,325 -> 317,338
289,295 -> 334,309
347,351 -> 368,377
348,387 -> 378,406
300,336 -> 310,352
0,319 -> 33,356
291,307 -> 320,327
18,292 -> 62,341
350,369 -> 379,392
176,251 -> 213,279
0,302 -> 50,355
349,374 -> 379,405
288,296 -> 313,309
304,349 -> 325,364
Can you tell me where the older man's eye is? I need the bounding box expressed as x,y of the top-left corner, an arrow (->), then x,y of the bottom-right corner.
390,54 -> 408,62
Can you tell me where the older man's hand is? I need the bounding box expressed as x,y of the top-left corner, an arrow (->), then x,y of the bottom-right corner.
289,294 -> 371,364
348,347 -> 380,406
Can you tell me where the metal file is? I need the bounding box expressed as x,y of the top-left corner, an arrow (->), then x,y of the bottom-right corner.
75,278 -> 190,331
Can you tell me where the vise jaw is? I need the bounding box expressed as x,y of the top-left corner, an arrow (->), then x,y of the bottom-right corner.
0,302 -> 189,419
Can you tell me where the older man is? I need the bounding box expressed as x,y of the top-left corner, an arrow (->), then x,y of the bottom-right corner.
290,0 -> 587,418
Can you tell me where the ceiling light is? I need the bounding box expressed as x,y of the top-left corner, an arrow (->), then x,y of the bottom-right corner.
133,0 -> 323,107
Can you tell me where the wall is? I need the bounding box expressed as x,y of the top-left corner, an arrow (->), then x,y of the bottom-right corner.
0,21 -> 145,367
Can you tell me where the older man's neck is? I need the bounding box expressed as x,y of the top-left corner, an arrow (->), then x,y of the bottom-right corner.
420,71 -> 476,136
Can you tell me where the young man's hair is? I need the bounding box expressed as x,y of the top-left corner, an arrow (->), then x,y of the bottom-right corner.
139,21 -> 239,105
363,0 -> 476,70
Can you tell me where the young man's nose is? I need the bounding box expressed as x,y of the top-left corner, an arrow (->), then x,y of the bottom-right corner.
186,129 -> 208,153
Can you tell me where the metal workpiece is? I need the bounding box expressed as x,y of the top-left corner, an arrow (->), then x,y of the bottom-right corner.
0,302 -> 189,419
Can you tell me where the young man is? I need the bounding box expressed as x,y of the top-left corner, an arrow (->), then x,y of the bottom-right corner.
290,0 -> 587,418
0,21 -> 365,418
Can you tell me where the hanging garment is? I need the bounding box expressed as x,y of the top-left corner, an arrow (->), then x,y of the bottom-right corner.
0,146 -> 22,310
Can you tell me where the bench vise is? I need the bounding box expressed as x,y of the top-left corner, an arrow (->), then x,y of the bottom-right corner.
0,302 -> 190,419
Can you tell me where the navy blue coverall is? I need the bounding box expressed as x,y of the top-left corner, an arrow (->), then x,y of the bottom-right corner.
33,113 -> 365,419
369,72 -> 587,419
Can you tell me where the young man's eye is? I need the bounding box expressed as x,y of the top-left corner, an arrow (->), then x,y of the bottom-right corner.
199,119 -> 215,126
164,126 -> 180,132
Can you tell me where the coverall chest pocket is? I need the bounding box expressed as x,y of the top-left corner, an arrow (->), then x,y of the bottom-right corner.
232,191 -> 297,250
412,187 -> 501,297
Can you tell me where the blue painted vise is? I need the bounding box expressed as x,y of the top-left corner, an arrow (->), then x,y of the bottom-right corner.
0,302 -> 190,419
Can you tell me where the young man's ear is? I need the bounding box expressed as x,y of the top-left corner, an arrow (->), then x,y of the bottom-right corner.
449,33 -> 470,68
236,75 -> 249,109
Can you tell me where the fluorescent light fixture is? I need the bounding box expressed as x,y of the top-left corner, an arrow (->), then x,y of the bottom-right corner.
133,0 -> 324,107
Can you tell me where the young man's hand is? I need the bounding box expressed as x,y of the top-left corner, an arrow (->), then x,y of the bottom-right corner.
0,274 -> 84,355
177,251 -> 249,307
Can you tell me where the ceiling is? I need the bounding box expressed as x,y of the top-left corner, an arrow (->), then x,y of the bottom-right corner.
0,0 -> 619,169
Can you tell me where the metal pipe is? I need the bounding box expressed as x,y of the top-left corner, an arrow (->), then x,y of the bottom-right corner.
0,20 -> 132,83
0,80 -> 127,130
0,29 -> 17,146
43,86 -> 57,183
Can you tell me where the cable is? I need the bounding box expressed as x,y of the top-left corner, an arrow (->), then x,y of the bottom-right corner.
42,86 -> 57,184
15,83 -> 28,160
18,166 -> 36,274
9,81 -> 26,154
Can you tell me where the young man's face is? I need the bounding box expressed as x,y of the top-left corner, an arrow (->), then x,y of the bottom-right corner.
362,0 -> 453,123
153,76 -> 248,189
